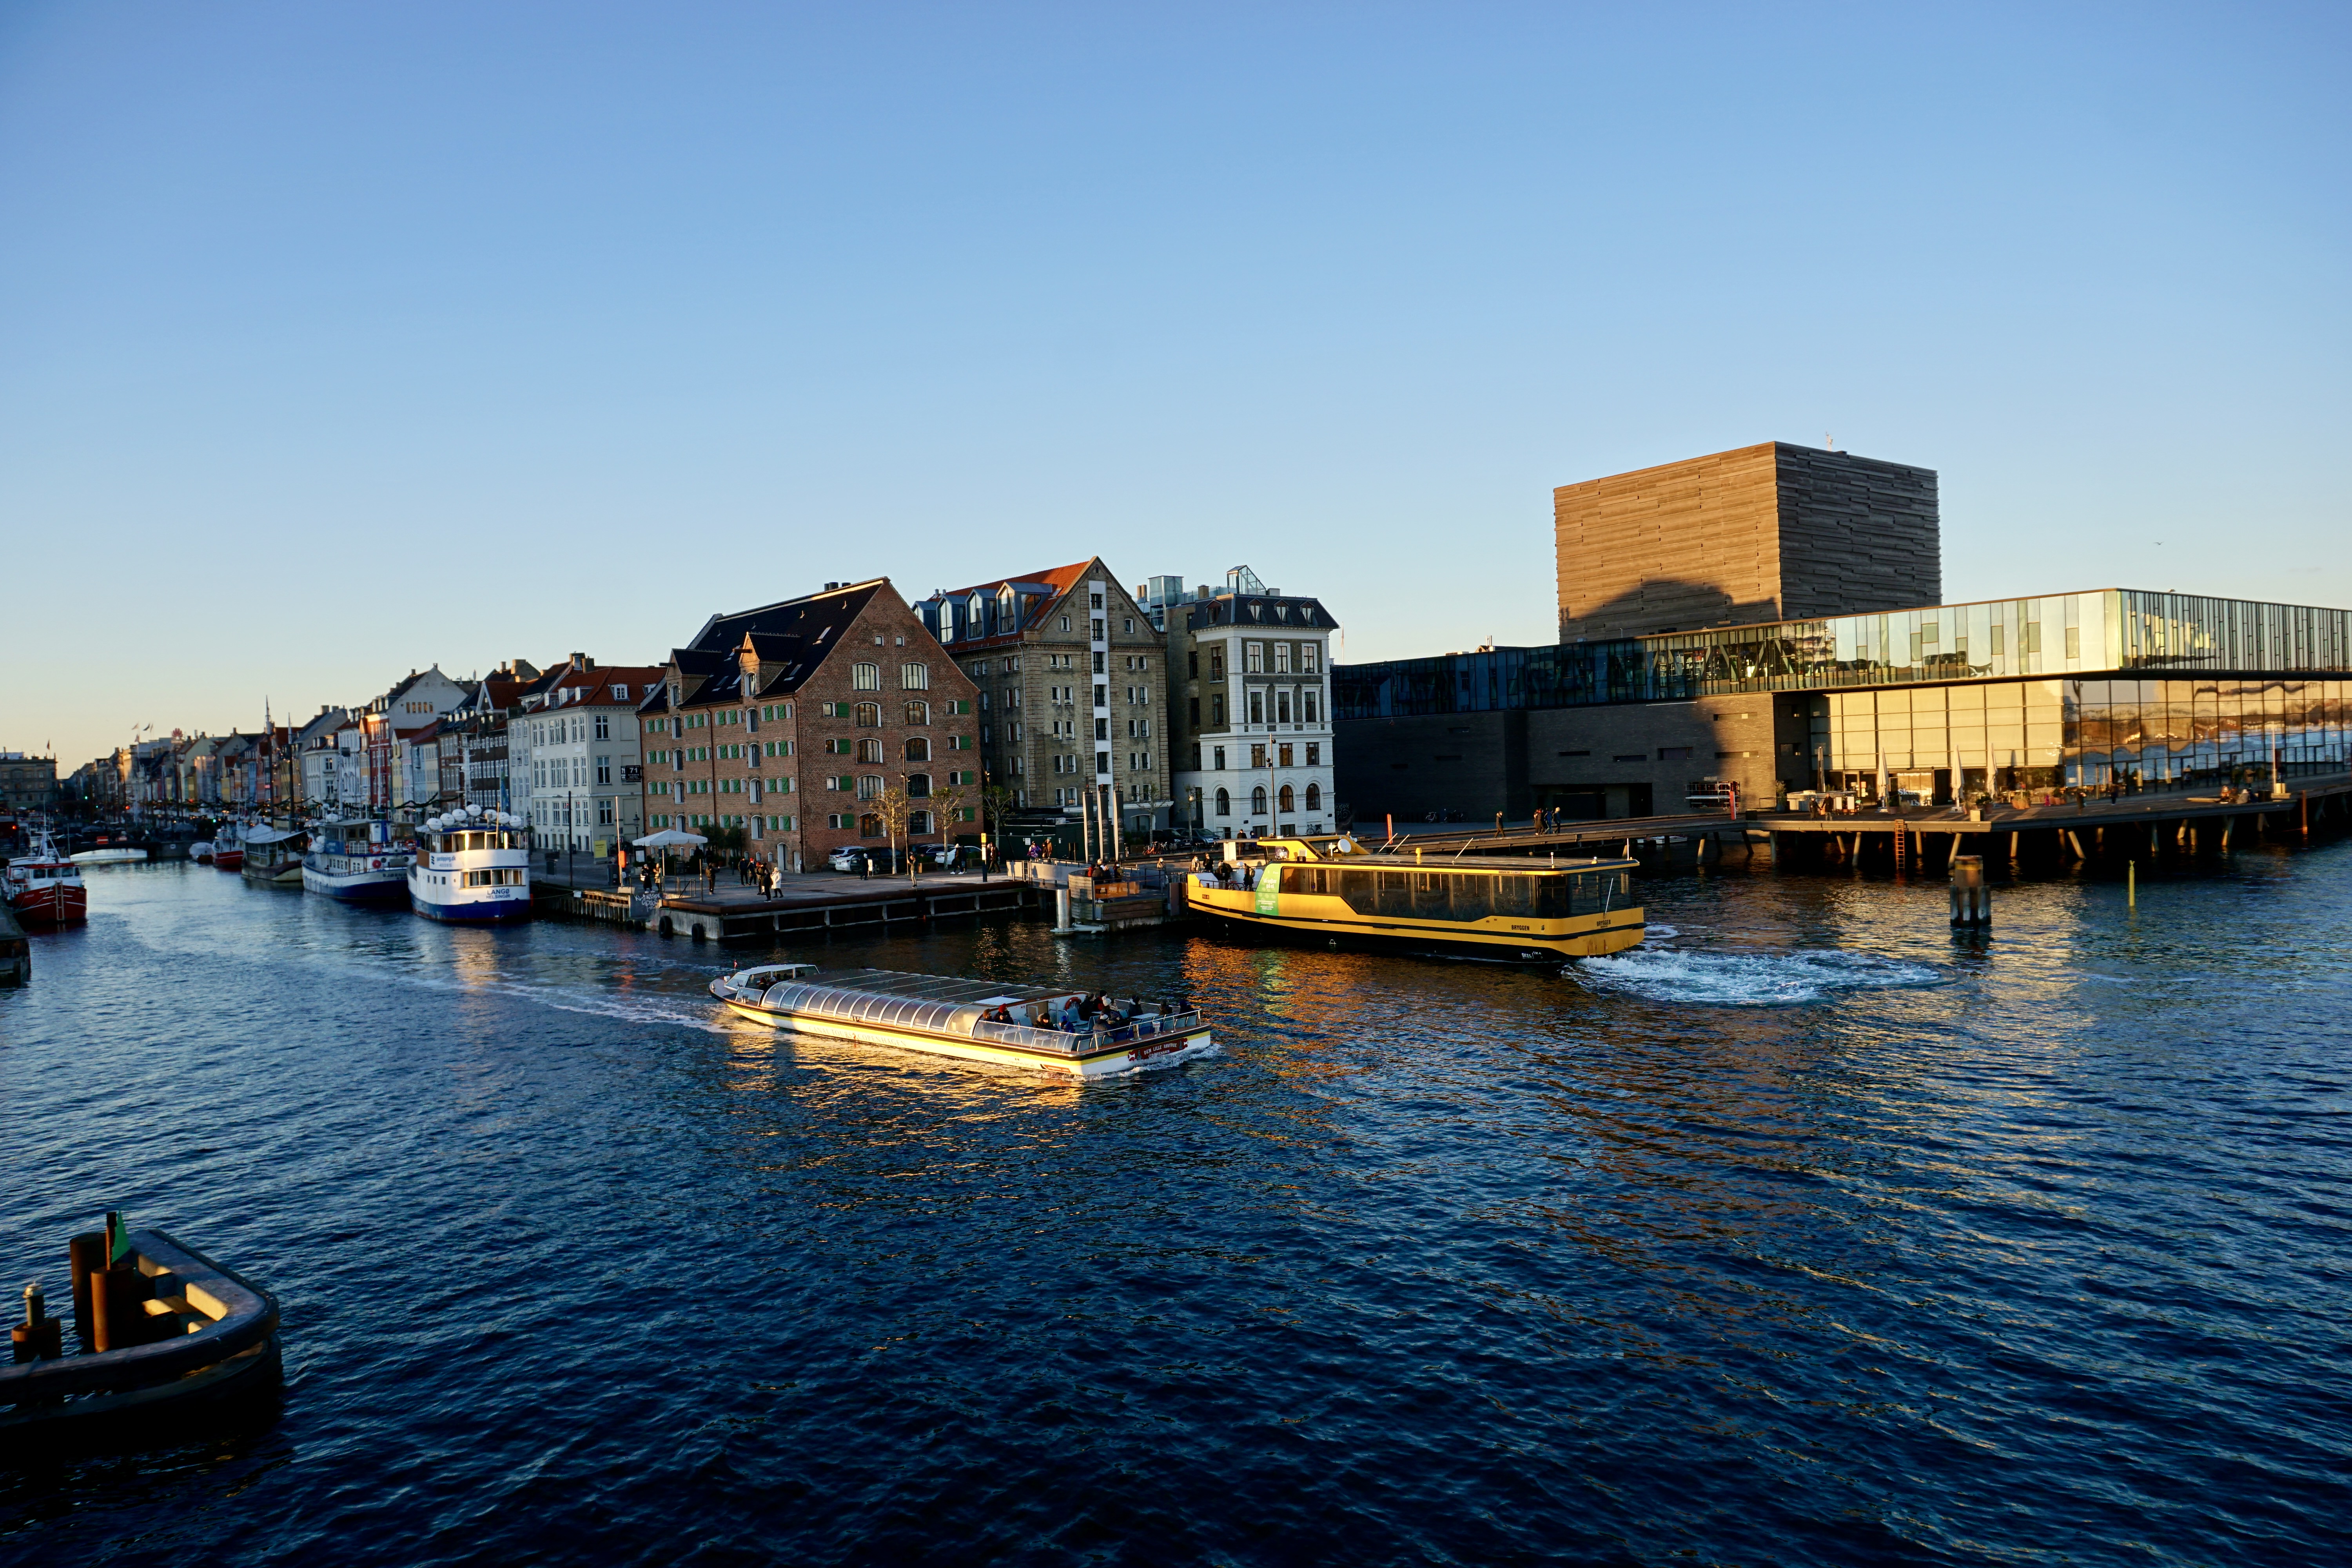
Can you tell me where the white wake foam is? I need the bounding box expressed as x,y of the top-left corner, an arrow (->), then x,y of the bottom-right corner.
1570,947 -> 1946,1005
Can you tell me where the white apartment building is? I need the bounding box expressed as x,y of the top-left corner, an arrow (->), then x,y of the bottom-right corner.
1152,566 -> 1340,840
516,655 -> 661,857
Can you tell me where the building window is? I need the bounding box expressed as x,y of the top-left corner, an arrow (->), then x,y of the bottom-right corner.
1250,786 -> 1267,815
1214,788 -> 1230,817
598,798 -> 615,824
1275,644 -> 1292,674
853,663 -> 880,691
595,756 -> 610,784
909,809 -> 933,835
858,738 -> 884,764
1276,691 -> 1292,724
858,813 -> 884,838
1278,744 -> 1293,767
1658,746 -> 1692,760
1305,783 -> 1321,811
1305,742 -> 1320,766
1300,644 -> 1319,674
1244,642 -> 1264,673
907,773 -> 931,798
901,662 -> 930,690
1278,784 -> 1295,813
855,702 -> 881,728
895,701 -> 926,727
857,775 -> 881,800
1248,691 -> 1264,724
593,715 -> 610,740
1303,689 -> 1320,723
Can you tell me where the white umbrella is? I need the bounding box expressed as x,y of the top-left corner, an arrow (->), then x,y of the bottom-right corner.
633,828 -> 708,847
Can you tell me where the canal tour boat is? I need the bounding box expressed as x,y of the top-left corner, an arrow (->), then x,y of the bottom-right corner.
301,820 -> 413,906
407,809 -> 531,923
711,965 -> 1214,1079
211,824 -> 245,872
4,835 -> 87,926
1183,835 -> 1646,962
239,826 -> 307,888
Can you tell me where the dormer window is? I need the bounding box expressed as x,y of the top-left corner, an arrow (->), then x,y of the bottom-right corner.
998,586 -> 1016,622
612,685 -> 628,701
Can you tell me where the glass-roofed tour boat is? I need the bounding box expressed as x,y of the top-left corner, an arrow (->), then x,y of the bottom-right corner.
407,808 -> 532,923
1184,834 -> 1646,962
711,965 -> 1214,1079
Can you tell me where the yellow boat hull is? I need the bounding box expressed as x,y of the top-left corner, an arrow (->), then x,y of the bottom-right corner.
1185,884 -> 1645,961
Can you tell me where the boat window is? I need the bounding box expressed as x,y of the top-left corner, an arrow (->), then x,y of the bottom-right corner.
1450,873 -> 1492,921
1412,872 -> 1448,917
1531,877 -> 1571,920
1376,869 -> 1412,917
1493,875 -> 1533,917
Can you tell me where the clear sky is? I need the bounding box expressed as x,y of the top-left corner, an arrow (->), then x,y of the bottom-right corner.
3,2 -> 2346,769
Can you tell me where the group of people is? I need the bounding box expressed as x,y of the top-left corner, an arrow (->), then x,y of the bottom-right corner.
980,993 -> 1189,1036
1193,858 -> 1260,891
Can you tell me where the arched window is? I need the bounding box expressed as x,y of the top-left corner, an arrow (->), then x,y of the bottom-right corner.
1250,786 -> 1268,815
1214,788 -> 1230,817
904,700 -> 929,725
904,737 -> 930,762
1305,782 -> 1321,811
858,738 -> 884,764
906,773 -> 931,798
1278,784 -> 1295,813
900,662 -> 929,690
853,662 -> 880,691
857,813 -> 883,839
854,702 -> 880,728
909,809 -> 933,835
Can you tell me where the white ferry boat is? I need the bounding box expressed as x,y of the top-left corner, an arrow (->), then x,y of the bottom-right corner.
303,820 -> 414,906
407,808 -> 532,923
711,965 -> 1213,1079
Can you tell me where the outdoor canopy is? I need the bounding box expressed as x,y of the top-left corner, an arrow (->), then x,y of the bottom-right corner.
632,828 -> 708,847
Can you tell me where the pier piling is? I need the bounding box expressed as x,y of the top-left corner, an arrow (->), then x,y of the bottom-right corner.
1950,855 -> 1991,927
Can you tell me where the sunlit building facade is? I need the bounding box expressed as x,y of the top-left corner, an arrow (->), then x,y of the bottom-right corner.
1338,588 -> 2352,820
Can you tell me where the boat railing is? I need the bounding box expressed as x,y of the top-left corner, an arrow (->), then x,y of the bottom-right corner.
968,1009 -> 1203,1055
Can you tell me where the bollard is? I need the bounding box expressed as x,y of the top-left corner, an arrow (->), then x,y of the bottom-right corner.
2128,859 -> 2136,907
1054,885 -> 1072,932
67,1231 -> 105,1347
1949,855 -> 1991,927
12,1281 -> 63,1363
89,1264 -> 147,1353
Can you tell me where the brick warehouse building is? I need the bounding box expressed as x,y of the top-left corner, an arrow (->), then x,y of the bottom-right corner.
637,579 -> 981,870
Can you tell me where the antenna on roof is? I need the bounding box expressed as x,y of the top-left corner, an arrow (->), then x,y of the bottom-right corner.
1825,432 -> 1835,451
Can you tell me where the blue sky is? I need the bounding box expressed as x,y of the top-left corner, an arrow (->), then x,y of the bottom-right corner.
3,2 -> 2346,768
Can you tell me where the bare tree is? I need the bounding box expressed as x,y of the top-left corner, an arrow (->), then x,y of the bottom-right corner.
932,780 -> 968,862
876,781 -> 913,882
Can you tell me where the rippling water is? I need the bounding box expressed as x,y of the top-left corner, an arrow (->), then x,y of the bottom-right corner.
3,851 -> 2348,1565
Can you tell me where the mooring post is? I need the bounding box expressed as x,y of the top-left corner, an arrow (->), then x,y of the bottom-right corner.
1949,854 -> 1990,927
2128,858 -> 2136,907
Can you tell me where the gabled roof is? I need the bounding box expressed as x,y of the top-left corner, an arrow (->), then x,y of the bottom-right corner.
666,581 -> 901,707
543,663 -> 663,710
923,559 -> 1104,650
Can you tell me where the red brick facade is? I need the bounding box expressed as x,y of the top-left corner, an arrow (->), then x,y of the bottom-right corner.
639,579 -> 982,869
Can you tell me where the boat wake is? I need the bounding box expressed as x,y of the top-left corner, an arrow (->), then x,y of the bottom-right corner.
1569,947 -> 1947,1005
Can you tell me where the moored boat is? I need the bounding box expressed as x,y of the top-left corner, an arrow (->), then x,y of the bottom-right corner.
69,846 -> 149,865
191,839 -> 215,864
302,820 -> 414,905
0,1212 -> 282,1453
240,826 -> 308,887
5,835 -> 88,926
712,964 -> 1213,1078
211,824 -> 245,871
407,808 -> 531,922
1183,834 -> 1646,962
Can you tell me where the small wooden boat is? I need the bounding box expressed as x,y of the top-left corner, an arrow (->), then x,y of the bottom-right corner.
190,839 -> 214,864
68,847 -> 148,865
712,964 -> 1213,1078
1,1219 -> 281,1453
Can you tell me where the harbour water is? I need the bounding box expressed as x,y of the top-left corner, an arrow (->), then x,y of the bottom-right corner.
2,852 -> 2347,1564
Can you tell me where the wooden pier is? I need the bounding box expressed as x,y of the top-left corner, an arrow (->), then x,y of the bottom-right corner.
541,874 -> 1040,942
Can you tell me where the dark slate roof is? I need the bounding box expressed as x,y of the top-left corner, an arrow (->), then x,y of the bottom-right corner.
666,581 -> 893,705
1180,593 -> 1339,633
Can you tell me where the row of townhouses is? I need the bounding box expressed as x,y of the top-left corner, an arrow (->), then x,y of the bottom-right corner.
61,559 -> 1345,867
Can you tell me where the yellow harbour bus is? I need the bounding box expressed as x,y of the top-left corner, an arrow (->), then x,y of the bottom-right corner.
1182,836 -> 1645,962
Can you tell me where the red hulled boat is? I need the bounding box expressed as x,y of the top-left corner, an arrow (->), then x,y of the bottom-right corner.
5,836 -> 87,926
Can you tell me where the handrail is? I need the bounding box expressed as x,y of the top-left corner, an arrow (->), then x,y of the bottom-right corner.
0,1229 -> 278,1401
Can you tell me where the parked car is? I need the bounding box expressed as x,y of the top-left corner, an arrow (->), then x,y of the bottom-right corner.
828,846 -> 888,873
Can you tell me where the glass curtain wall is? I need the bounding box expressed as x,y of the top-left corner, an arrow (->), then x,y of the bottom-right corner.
1808,678 -> 2350,800
1337,591 -> 2352,720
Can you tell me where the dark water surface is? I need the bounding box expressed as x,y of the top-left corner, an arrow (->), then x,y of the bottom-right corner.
2,852 -> 2348,1565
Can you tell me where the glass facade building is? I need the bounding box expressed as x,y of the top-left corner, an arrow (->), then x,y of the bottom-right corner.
1337,589 -> 2352,797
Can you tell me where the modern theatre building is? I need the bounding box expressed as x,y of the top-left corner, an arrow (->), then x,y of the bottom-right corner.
1337,444 -> 2352,822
